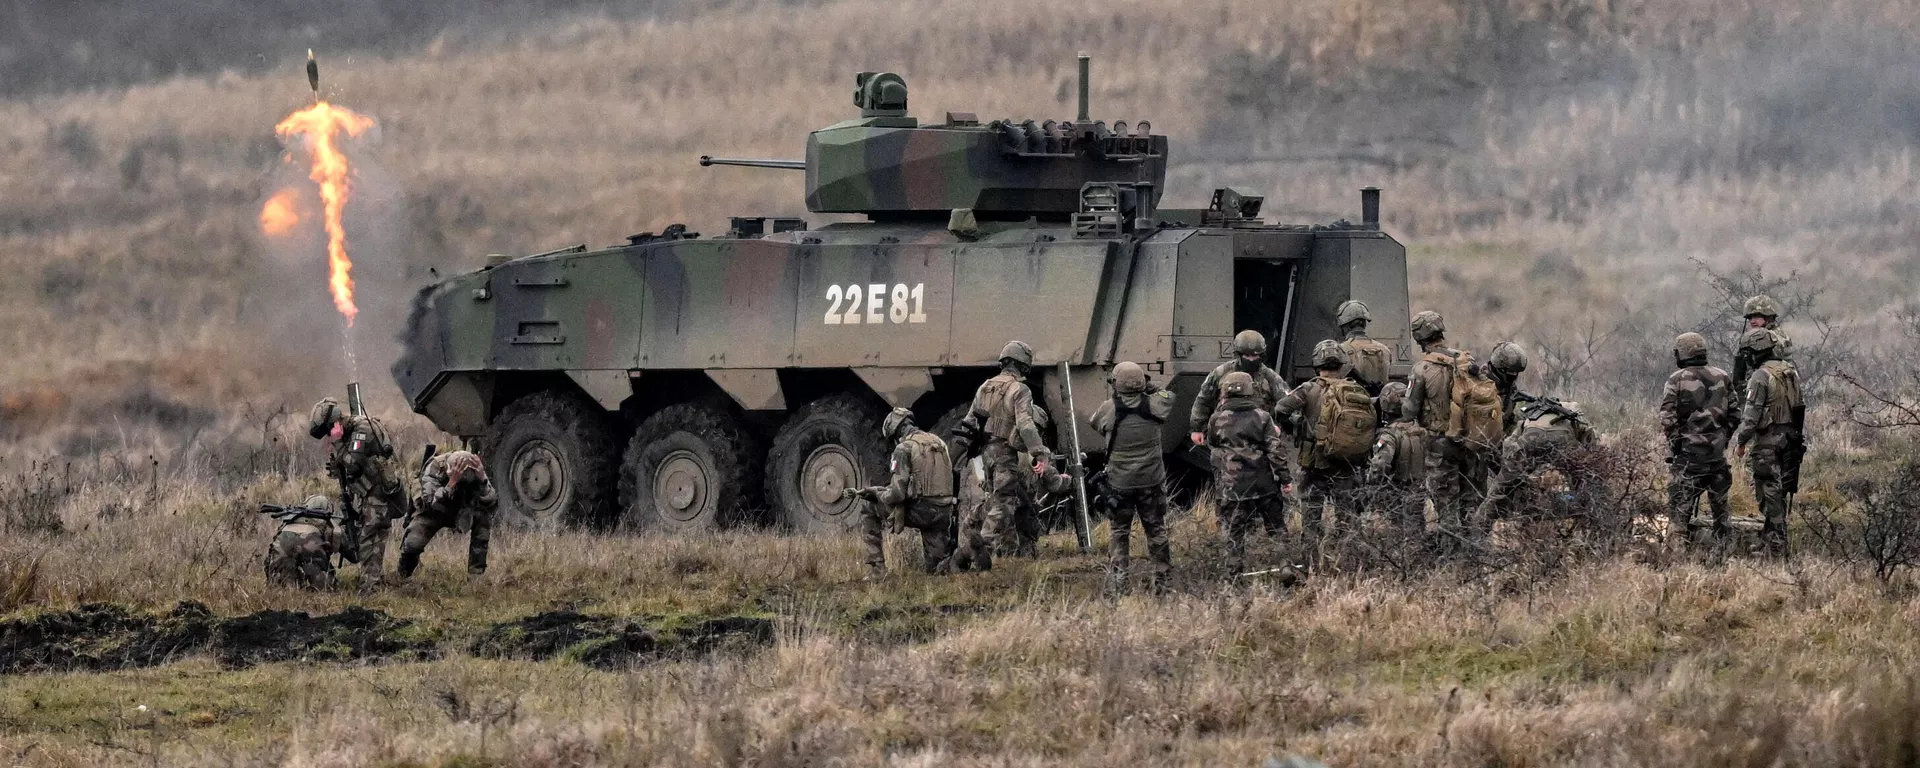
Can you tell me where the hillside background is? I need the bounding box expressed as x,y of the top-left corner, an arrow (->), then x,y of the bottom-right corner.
2,0 -> 1918,453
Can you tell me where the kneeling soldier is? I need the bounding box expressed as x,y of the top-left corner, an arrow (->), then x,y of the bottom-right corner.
849,407 -> 959,580
263,495 -> 344,590
400,449 -> 498,578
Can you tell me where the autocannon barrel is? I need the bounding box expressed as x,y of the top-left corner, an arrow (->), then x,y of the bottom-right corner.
699,156 -> 806,170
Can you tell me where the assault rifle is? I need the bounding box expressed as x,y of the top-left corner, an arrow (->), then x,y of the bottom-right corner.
258,503 -> 335,524
1512,391 -> 1583,422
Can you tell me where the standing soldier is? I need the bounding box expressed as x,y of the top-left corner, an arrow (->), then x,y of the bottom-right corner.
1335,300 -> 1392,395
263,495 -> 343,590
1474,396 -> 1597,532
1660,332 -> 1736,545
309,396 -> 407,587
1091,361 -> 1175,594
1367,382 -> 1428,533
1488,341 -> 1530,436
953,340 -> 1052,565
1189,330 -> 1287,446
399,449 -> 497,579
1207,371 -> 1292,577
1402,311 -> 1497,546
1273,341 -> 1377,566
1733,328 -> 1804,557
848,408 -> 958,580
1731,295 -> 1790,402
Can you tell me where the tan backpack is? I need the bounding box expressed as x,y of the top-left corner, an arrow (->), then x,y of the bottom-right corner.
1443,353 -> 1505,449
1309,378 -> 1379,466
1341,338 -> 1391,388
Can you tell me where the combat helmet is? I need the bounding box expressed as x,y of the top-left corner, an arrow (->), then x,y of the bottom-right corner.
1378,381 -> 1407,420
1673,332 -> 1709,364
999,340 -> 1034,368
882,407 -> 915,439
1232,330 -> 1267,356
307,397 -> 341,439
1112,361 -> 1147,394
1221,371 -> 1255,396
1310,339 -> 1349,369
1490,341 -> 1529,374
302,495 -> 331,513
1336,300 -> 1372,327
1410,311 -> 1446,343
1743,294 -> 1780,320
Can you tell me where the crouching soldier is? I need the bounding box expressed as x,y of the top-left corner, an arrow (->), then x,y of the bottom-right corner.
1367,382 -> 1428,534
1474,395 -> 1597,533
847,408 -> 958,580
1208,371 -> 1291,577
310,395 -> 408,586
400,449 -> 497,579
263,495 -> 344,590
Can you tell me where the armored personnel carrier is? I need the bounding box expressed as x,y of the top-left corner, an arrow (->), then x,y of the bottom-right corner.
393,57 -> 1412,532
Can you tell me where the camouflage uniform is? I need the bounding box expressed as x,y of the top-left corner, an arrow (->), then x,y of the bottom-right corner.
955,342 -> 1049,565
399,450 -> 497,577
264,495 -> 342,590
313,398 -> 407,585
857,411 -> 958,577
1091,362 -> 1174,592
1189,331 -> 1287,432
1335,300 -> 1391,396
1401,312 -> 1487,542
1367,382 -> 1427,533
1729,294 -> 1791,404
1733,328 -> 1803,556
1660,333 -> 1735,542
951,457 -> 993,572
1488,342 -> 1530,437
1207,373 -> 1292,575
1273,364 -> 1365,560
1474,399 -> 1597,530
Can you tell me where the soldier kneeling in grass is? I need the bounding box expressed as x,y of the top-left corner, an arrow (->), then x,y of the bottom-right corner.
400,450 -> 498,579
263,495 -> 345,590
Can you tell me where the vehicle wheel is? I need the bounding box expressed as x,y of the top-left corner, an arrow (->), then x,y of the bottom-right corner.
931,402 -> 970,459
620,403 -> 759,534
764,394 -> 890,534
481,391 -> 619,530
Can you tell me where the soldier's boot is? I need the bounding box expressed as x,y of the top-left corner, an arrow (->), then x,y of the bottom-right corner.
466,553 -> 487,577
1104,566 -> 1130,597
396,550 -> 422,580
1014,538 -> 1038,559
1146,565 -> 1170,596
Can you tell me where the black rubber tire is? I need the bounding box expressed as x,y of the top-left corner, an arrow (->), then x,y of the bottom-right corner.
931,402 -> 971,460
480,390 -> 619,530
764,394 -> 891,535
619,403 -> 759,534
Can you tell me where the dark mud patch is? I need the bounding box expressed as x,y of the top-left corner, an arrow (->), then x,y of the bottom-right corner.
852,603 -> 994,645
0,601 -> 213,674
471,611 -> 773,669
212,606 -> 436,668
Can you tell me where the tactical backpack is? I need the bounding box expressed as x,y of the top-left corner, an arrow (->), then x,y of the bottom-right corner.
1437,352 -> 1504,449
1341,338 -> 1391,390
1309,378 -> 1379,466
1760,360 -> 1802,424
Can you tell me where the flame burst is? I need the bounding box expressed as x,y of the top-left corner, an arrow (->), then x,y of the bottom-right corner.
259,188 -> 301,237
271,102 -> 374,325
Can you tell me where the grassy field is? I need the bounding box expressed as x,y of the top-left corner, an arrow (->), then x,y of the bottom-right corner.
5,0 -> 1920,764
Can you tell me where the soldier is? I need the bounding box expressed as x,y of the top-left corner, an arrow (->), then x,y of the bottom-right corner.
1488,341 -> 1530,436
264,495 -> 343,590
848,408 -> 958,580
1366,382 -> 1428,533
1273,341 -> 1377,566
1402,311 -> 1495,545
399,449 -> 498,579
309,396 -> 407,586
1660,332 -> 1736,545
1733,327 -> 1804,557
1189,330 -> 1286,446
1473,396 -> 1597,532
953,340 -> 1052,566
1731,294 -> 1791,403
1090,361 -> 1174,594
1207,371 -> 1292,576
1335,300 -> 1392,395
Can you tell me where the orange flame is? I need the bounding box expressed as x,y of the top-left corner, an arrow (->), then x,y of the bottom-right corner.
271,101 -> 374,325
259,188 -> 301,237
